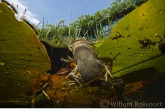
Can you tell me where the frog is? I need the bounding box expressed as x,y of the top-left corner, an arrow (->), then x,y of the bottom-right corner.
63,37 -> 118,87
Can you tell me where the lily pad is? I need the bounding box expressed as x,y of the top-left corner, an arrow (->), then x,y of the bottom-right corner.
0,2 -> 51,100
95,0 -> 165,83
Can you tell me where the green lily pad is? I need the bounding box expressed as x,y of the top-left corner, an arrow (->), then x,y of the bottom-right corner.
0,2 -> 51,100
95,0 -> 165,83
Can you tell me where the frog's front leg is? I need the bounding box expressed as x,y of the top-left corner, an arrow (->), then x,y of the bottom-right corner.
96,59 -> 114,81
65,65 -> 82,86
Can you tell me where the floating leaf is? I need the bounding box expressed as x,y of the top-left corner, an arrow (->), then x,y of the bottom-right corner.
95,0 -> 165,83
0,2 -> 50,100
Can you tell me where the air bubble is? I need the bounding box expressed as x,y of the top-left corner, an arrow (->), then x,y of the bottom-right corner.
5,72 -> 9,75
2,38 -> 6,41
0,62 -> 5,66
154,33 -> 159,37
20,57 -> 24,60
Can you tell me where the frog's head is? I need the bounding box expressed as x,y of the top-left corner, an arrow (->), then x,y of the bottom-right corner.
68,37 -> 93,52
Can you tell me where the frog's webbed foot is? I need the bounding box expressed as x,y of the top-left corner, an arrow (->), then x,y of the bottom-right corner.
61,56 -> 74,63
64,66 -> 82,86
104,65 -> 114,80
61,80 -> 78,87
96,59 -> 114,82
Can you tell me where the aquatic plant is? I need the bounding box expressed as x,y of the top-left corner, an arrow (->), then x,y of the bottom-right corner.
95,0 -> 165,84
0,1 -> 50,101
37,0 -> 148,47
71,0 -> 148,39
37,19 -> 77,47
